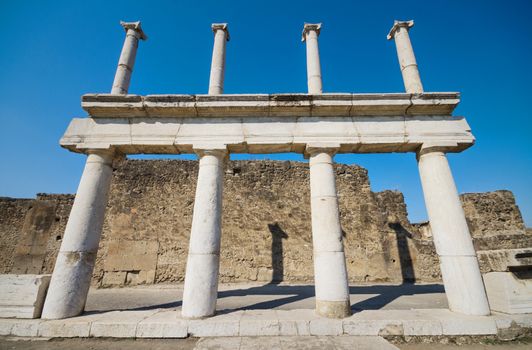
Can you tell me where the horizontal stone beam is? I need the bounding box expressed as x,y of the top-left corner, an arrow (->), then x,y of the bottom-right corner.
80,93 -> 460,118
60,114 -> 474,155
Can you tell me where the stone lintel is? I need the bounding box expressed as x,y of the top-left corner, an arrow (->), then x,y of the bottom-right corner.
120,21 -> 148,40
211,23 -> 230,41
302,23 -> 322,41
387,20 -> 414,40
80,92 -> 461,118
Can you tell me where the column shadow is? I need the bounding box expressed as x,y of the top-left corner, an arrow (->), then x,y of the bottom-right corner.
389,222 -> 416,284
267,222 -> 288,284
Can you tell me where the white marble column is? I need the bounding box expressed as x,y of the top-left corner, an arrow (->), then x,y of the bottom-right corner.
308,146 -> 351,318
41,150 -> 114,319
417,148 -> 490,315
208,23 -> 229,95
42,21 -> 146,319
302,23 -> 323,94
111,21 -> 147,95
182,148 -> 226,318
387,20 -> 423,93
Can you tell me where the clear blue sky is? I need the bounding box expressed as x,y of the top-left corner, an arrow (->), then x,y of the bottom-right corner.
0,0 -> 531,226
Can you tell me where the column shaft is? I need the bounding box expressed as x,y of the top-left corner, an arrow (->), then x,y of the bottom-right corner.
111,29 -> 141,94
208,25 -> 229,95
388,21 -> 423,93
304,29 -> 323,94
309,151 -> 351,318
418,151 -> 490,315
182,150 -> 225,318
41,151 -> 114,319
394,27 -> 423,93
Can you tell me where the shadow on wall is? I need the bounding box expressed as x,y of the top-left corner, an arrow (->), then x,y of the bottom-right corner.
268,222 -> 288,285
388,222 -> 416,283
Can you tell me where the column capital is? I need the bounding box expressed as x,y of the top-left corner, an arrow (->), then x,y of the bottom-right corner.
212,23 -> 230,41
120,21 -> 148,40
193,146 -> 228,159
417,142 -> 459,158
305,143 -> 340,157
302,23 -> 322,41
387,20 -> 414,40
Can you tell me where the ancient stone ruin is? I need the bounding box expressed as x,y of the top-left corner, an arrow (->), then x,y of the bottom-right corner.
0,19 -> 530,337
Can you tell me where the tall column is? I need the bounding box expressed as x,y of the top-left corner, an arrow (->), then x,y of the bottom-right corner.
42,21 -> 146,319
387,20 -> 423,93
302,23 -> 323,94
41,150 -> 114,319
208,23 -> 230,95
308,146 -> 351,318
111,21 -> 147,94
417,149 -> 490,315
182,149 -> 226,318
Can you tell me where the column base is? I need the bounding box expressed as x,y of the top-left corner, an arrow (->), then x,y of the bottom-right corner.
41,251 -> 96,320
440,255 -> 491,316
316,299 -> 351,319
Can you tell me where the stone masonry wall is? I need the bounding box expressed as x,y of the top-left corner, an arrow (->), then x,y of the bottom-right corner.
0,159 -> 529,287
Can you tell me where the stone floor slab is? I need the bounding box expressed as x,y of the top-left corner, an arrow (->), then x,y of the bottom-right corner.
136,310 -> 187,338
89,310 -> 159,338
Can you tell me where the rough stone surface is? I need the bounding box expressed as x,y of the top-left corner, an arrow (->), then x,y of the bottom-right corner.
0,160 -> 529,287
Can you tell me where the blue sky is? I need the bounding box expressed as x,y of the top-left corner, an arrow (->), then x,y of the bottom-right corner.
0,0 -> 531,225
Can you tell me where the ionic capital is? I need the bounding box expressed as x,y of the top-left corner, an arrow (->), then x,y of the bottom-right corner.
387,20 -> 414,40
212,23 -> 230,41
120,21 -> 148,40
302,23 -> 322,42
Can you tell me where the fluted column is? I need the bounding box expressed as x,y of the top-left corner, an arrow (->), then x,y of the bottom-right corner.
308,145 -> 351,318
42,150 -> 114,319
417,148 -> 490,315
302,23 -> 323,94
111,21 -> 147,94
387,20 -> 423,93
182,148 -> 226,318
208,23 -> 229,95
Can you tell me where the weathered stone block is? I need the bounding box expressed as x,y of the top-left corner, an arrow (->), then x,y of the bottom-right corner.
0,274 -> 50,318
484,272 -> 532,314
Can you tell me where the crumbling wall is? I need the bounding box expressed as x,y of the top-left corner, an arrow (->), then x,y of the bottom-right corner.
0,159 -> 529,287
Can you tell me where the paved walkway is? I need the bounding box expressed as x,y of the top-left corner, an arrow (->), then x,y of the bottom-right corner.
84,282 -> 448,313
0,283 -> 530,343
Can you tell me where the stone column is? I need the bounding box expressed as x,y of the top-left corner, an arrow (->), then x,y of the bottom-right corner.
302,23 -> 323,94
42,21 -> 146,319
387,20 -> 423,93
208,23 -> 230,95
417,148 -> 490,315
41,150 -> 114,319
111,21 -> 147,95
182,148 -> 226,318
307,146 -> 351,318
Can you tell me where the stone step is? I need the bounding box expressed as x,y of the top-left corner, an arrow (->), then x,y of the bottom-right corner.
0,308 -> 530,338
194,336 -> 399,350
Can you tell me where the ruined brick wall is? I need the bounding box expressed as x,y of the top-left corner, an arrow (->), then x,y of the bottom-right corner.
0,159 -> 529,287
